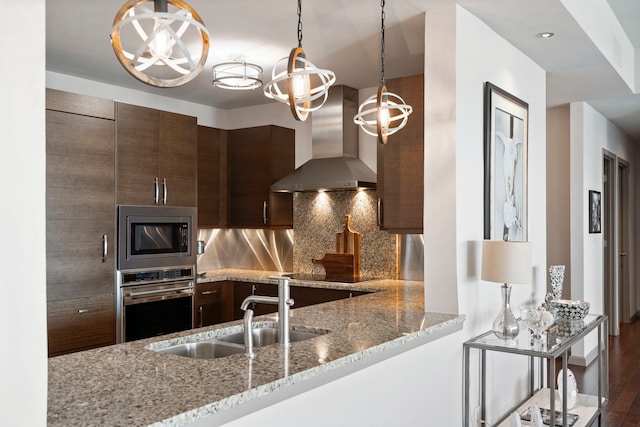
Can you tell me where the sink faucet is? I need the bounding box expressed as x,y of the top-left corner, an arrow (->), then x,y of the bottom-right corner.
240,276 -> 294,358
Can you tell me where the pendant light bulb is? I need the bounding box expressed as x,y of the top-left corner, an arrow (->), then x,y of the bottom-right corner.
148,18 -> 173,60
378,102 -> 390,128
292,73 -> 310,99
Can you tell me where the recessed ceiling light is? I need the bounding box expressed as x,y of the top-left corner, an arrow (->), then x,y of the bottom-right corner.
536,32 -> 555,39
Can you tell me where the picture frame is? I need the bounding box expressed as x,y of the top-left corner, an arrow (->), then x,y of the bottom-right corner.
589,190 -> 601,233
483,82 -> 529,241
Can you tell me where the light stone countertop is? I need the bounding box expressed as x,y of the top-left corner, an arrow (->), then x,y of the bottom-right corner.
48,269 -> 464,426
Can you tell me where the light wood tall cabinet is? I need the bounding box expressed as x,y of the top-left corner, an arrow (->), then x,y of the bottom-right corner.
116,103 -> 197,207
46,89 -> 116,356
376,73 -> 424,234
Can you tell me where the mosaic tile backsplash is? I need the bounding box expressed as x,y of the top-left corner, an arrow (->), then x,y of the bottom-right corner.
293,190 -> 398,279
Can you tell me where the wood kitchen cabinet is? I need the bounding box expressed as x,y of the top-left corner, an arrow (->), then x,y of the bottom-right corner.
227,125 -> 294,228
47,295 -> 115,357
290,286 -> 369,307
231,281 -> 369,320
197,125 -> 227,228
46,89 -> 116,356
376,74 -> 424,234
116,103 -> 197,207
194,281 -> 233,328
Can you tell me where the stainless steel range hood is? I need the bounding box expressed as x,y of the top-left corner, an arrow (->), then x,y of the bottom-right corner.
271,85 -> 376,192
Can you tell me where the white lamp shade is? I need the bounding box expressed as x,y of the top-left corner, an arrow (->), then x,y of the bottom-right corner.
481,240 -> 532,285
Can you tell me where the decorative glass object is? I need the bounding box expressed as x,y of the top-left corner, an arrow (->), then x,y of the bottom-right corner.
520,304 -> 555,340
548,265 -> 565,300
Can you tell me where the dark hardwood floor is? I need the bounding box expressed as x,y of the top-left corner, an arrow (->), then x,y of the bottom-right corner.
571,319 -> 640,426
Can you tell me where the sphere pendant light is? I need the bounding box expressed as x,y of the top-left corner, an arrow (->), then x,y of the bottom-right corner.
263,0 -> 336,121
354,0 -> 412,144
111,0 -> 210,88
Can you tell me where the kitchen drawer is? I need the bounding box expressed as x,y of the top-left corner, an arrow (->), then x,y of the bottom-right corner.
47,294 -> 115,357
195,281 -> 233,327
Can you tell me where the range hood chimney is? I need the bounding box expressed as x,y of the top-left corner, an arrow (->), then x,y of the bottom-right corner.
271,85 -> 376,192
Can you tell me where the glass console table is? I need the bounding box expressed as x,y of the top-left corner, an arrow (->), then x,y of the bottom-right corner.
463,314 -> 608,427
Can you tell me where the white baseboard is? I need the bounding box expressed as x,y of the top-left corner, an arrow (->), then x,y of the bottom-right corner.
569,344 -> 600,367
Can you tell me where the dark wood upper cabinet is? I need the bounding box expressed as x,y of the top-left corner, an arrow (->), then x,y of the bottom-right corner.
376,74 -> 424,234
116,103 -> 197,207
197,125 -> 227,228
227,125 -> 294,228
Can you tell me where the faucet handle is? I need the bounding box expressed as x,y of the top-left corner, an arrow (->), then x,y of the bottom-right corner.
286,298 -> 294,307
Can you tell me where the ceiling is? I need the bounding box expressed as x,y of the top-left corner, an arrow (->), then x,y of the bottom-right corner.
46,0 -> 640,140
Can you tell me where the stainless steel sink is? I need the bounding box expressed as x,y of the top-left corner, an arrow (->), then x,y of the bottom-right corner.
150,325 -> 327,360
156,341 -> 245,359
216,327 -> 323,347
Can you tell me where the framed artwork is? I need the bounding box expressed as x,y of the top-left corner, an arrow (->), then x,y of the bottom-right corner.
484,82 -> 529,241
589,190 -> 601,233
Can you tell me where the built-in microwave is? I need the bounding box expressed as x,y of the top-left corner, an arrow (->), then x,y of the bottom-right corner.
117,205 -> 197,270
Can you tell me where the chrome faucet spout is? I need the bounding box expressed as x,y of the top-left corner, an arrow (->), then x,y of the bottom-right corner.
243,308 -> 255,358
240,276 -> 294,357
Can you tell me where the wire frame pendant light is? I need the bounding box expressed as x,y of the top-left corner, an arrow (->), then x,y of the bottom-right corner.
263,0 -> 336,121
354,0 -> 412,144
111,0 -> 210,88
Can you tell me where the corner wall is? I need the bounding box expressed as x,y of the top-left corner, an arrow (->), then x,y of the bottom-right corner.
568,101 -> 635,360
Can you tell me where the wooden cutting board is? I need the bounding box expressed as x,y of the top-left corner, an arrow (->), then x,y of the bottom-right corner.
312,215 -> 361,278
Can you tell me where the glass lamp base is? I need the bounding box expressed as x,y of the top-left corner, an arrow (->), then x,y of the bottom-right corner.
492,283 -> 520,339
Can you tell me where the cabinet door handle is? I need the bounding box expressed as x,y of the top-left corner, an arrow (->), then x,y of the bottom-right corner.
201,290 -> 219,296
198,306 -> 203,328
102,234 -> 108,263
377,198 -> 383,226
263,200 -> 268,225
78,309 -> 90,314
154,177 -> 159,204
162,178 -> 168,205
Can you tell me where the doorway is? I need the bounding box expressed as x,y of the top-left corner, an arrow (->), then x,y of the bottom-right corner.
603,153 -> 632,336
603,154 -> 617,335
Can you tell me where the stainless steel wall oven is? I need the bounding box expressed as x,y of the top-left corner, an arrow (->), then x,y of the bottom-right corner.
117,266 -> 194,342
116,205 -> 197,343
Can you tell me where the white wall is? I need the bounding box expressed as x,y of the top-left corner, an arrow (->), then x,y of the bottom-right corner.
0,1 -> 47,425
212,6 -> 547,426
568,101 -> 635,361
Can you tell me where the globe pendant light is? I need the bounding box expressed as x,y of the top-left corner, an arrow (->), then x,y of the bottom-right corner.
354,0 -> 412,144
111,0 -> 210,88
263,0 -> 336,121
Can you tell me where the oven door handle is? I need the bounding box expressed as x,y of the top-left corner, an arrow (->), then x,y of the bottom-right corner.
125,286 -> 194,300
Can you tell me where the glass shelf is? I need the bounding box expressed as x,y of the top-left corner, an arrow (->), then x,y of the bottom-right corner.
463,314 -> 608,427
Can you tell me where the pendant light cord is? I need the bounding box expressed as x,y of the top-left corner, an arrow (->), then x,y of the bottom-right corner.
380,0 -> 386,86
297,0 -> 303,48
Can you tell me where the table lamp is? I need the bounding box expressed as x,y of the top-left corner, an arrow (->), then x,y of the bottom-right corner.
481,240 -> 532,339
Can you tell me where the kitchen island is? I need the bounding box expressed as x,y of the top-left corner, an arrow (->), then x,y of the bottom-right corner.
48,269 -> 464,426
